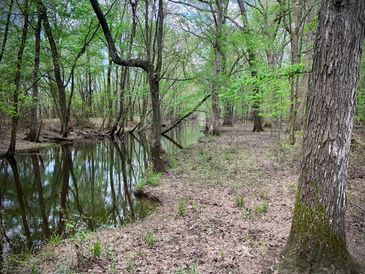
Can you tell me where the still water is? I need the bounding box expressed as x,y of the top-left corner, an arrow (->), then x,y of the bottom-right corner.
0,122 -> 202,263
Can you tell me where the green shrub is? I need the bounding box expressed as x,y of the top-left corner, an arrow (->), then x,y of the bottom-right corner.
145,232 -> 156,247
178,199 -> 186,217
255,201 -> 269,214
92,239 -> 102,258
235,195 -> 245,208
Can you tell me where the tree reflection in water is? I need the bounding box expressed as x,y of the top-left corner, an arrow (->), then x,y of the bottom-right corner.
0,121 -> 202,266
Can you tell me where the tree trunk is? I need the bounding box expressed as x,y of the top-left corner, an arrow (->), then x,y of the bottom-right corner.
6,0 -> 30,156
251,70 -> 264,132
39,1 -> 68,137
287,0 -> 303,145
29,14 -> 42,142
237,0 -> 264,132
0,0 -> 14,63
223,102 -> 234,126
149,75 -> 165,172
106,59 -> 113,128
297,1 -> 317,129
279,0 -> 365,272
210,0 -> 225,135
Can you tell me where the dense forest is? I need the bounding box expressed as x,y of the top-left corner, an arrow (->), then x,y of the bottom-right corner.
0,0 -> 364,273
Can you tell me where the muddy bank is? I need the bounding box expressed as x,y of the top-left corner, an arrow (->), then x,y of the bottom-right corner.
12,123 -> 365,273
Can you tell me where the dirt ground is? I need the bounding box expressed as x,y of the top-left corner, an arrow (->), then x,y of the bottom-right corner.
17,123 -> 365,273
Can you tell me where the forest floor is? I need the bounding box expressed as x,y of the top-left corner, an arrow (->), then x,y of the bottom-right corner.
19,122 -> 365,273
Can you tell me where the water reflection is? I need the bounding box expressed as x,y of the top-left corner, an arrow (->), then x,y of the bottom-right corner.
0,121 -> 202,265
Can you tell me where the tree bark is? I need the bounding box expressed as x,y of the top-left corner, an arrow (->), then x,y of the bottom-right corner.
29,14 -> 42,142
279,0 -> 365,272
210,0 -> 225,135
39,1 -> 69,137
287,0 -> 304,145
0,0 -> 14,64
6,0 -> 30,156
106,59 -> 113,128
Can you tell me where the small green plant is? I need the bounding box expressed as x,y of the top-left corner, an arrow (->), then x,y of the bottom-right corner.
49,234 -> 63,246
92,239 -> 102,258
136,180 -> 145,190
255,201 -> 269,214
145,231 -> 156,247
191,201 -> 200,213
168,151 -> 179,168
235,195 -> 245,208
136,168 -> 162,190
175,264 -> 200,274
145,171 -> 161,186
178,199 -> 186,217
105,248 -> 118,273
31,268 -> 42,274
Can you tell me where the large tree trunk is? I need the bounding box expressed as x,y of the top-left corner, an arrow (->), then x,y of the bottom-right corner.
29,15 -> 42,142
6,0 -> 30,156
279,0 -> 365,272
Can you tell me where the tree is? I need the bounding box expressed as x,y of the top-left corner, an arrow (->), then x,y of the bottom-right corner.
28,14 -> 42,142
279,0 -> 365,272
6,0 -> 30,156
90,0 -> 166,172
237,0 -> 264,132
37,0 -> 69,137
0,0 -> 14,63
211,0 -> 228,133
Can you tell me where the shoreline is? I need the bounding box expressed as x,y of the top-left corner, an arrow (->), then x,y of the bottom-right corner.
7,123 -> 365,273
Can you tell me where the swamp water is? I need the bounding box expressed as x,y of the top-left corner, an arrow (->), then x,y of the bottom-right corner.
0,122 -> 203,267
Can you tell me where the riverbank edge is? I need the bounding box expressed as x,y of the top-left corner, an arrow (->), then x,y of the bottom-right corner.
9,123 -> 365,273
13,124 -> 292,273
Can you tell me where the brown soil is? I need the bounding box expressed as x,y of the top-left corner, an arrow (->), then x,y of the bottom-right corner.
19,123 -> 365,273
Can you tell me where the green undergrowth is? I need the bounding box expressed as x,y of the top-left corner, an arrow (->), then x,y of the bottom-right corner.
136,166 -> 162,190
8,217 -> 119,274
174,264 -> 200,274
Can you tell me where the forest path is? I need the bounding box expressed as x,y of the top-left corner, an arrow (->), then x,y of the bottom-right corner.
38,123 -> 365,273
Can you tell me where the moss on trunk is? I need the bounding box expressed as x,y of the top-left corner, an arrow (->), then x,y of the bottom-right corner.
277,190 -> 363,274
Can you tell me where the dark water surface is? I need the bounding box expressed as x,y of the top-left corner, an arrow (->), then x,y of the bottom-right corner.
0,122 -> 202,265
